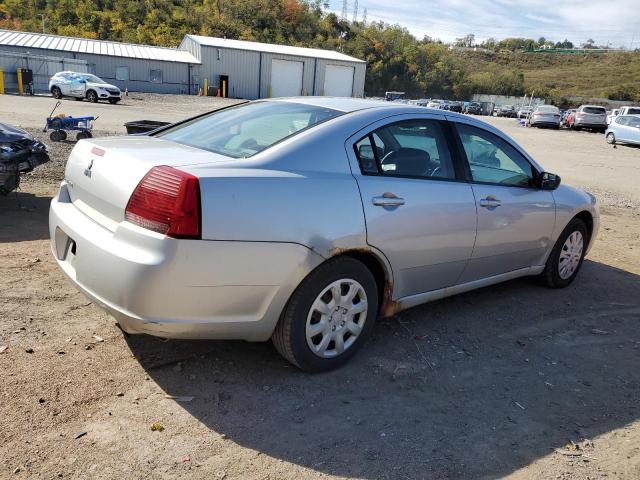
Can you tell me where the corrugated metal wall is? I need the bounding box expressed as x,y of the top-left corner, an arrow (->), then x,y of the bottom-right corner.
199,46 -> 261,99
0,45 -> 192,94
0,49 -> 88,93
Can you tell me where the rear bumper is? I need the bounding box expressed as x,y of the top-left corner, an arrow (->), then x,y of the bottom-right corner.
574,120 -> 606,128
49,182 -> 323,341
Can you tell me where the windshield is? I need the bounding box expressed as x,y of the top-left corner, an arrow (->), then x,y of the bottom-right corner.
156,102 -> 342,158
79,74 -> 105,83
627,108 -> 640,115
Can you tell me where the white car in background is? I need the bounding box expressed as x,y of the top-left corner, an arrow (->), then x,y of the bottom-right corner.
49,72 -> 121,104
605,115 -> 640,146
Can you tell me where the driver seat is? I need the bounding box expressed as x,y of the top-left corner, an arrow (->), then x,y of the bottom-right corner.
384,148 -> 431,176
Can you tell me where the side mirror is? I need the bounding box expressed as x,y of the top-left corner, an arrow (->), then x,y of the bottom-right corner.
539,172 -> 561,190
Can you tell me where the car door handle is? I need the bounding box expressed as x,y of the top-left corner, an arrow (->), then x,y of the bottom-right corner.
372,193 -> 405,207
479,197 -> 501,208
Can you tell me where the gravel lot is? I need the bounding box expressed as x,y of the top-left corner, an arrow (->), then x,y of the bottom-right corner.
1,94 -> 639,479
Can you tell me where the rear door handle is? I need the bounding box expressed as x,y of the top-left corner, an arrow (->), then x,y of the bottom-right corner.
372,193 -> 405,207
479,197 -> 501,208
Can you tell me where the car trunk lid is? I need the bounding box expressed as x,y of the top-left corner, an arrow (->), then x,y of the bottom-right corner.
64,136 -> 229,231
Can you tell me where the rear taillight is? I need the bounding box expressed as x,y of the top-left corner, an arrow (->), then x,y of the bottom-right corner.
125,166 -> 201,239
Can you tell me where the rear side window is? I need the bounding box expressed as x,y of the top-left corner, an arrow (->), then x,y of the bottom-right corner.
456,123 -> 536,187
157,102 -> 341,158
354,119 -> 456,180
583,107 -> 605,114
627,108 -> 640,115
616,116 -> 629,126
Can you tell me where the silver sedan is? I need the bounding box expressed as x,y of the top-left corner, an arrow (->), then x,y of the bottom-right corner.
49,98 -> 599,371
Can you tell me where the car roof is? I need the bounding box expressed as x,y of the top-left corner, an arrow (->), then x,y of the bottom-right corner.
267,96 -> 394,112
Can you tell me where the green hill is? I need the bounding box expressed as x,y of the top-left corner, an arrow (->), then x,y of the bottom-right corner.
1,0 -> 638,102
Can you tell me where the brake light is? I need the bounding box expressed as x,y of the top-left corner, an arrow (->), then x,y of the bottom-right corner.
125,166 -> 201,239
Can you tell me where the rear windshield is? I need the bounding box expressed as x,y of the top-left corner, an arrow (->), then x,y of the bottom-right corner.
156,102 -> 342,158
583,107 -> 606,114
536,106 -> 559,113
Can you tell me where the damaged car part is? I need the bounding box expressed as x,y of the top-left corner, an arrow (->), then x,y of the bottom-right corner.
0,123 -> 50,195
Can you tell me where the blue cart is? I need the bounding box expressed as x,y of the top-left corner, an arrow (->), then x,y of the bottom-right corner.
43,101 -> 97,142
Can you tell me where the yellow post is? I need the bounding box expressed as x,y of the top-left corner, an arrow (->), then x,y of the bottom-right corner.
203,78 -> 208,96
268,85 -> 272,98
0,68 -> 4,95
222,79 -> 226,98
17,68 -> 23,95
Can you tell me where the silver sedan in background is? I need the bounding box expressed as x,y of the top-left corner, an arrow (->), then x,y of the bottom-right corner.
529,105 -> 561,129
49,98 -> 599,371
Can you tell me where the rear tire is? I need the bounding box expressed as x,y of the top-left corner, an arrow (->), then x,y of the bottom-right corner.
272,257 -> 378,372
86,90 -> 98,103
539,218 -> 588,289
76,131 -> 92,141
51,86 -> 62,99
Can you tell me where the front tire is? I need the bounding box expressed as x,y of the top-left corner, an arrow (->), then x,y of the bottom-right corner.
540,218 -> 588,288
606,132 -> 616,144
86,90 -> 98,103
51,86 -> 62,99
272,257 -> 378,372
108,98 -> 120,104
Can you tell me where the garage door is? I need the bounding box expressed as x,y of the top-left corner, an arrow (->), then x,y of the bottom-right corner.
270,59 -> 303,97
323,65 -> 354,97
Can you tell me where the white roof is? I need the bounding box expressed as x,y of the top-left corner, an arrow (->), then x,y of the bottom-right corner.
185,35 -> 365,63
0,29 -> 200,64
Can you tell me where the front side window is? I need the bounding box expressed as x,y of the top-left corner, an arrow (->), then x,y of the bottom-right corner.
456,123 -> 536,187
627,116 -> 640,128
156,101 -> 341,158
353,119 -> 456,180
150,69 -> 163,83
115,66 -> 129,81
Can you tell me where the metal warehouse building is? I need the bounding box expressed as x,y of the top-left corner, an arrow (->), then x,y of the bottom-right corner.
179,35 -> 366,99
0,30 -> 199,94
0,29 -> 366,99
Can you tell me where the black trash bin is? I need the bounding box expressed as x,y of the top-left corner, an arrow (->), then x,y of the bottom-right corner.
124,120 -> 171,135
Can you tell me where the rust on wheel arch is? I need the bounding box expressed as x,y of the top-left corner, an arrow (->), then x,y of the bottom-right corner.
327,246 -> 400,318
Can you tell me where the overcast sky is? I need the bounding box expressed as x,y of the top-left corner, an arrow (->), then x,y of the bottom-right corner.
331,0 -> 640,48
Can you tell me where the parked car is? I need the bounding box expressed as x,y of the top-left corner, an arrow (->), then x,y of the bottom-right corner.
605,115 -> 640,146
464,102 -> 482,115
571,105 -> 607,132
517,106 -> 532,119
497,105 -> 517,118
427,100 -> 444,109
0,122 -> 49,194
49,71 -> 122,104
49,98 -> 599,371
606,109 -> 620,125
528,105 -> 561,129
618,106 -> 640,116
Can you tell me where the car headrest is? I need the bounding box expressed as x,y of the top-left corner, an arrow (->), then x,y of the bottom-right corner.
385,148 -> 431,176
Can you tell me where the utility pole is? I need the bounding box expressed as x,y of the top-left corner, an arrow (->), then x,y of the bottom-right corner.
352,0 -> 358,22
362,8 -> 367,25
341,0 -> 348,21
38,14 -> 45,33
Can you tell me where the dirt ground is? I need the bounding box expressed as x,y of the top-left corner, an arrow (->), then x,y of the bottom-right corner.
1,95 -> 639,480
